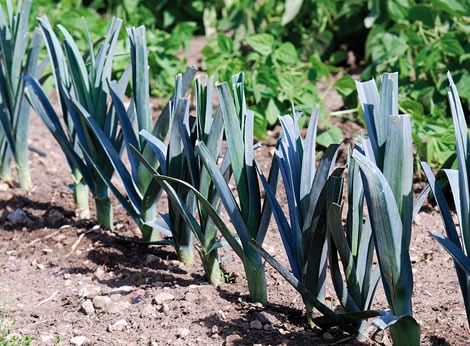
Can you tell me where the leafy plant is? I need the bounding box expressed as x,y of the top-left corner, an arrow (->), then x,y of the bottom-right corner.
327,149 -> 380,338
138,72 -> 278,302
24,15 -> 124,228
363,0 -> 469,168
255,106 -> 342,323
201,32 -> 342,140
64,24 -> 197,245
0,0 -> 43,188
134,75 -> 227,282
351,72 -> 419,345
0,314 -> 33,346
421,73 -> 470,326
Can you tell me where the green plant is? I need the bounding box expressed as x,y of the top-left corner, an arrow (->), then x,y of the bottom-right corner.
65,24 -> 197,245
327,149 -> 380,338
0,315 -> 33,346
201,32 -> 343,141
421,73 -> 470,326
363,0 -> 469,168
135,75 -> 227,282
351,72 -> 419,345
24,16 -> 124,228
255,106 -> 343,324
137,72 -> 278,302
0,0 -> 43,188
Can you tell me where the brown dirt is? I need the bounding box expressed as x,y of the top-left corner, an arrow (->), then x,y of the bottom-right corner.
1,87 -> 469,346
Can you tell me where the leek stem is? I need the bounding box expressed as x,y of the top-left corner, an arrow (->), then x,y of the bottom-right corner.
95,196 -> 113,230
17,162 -> 32,190
202,251 -> 223,287
0,159 -> 12,183
244,253 -> 268,303
176,245 -> 194,265
73,179 -> 89,212
95,184 -> 113,229
141,203 -> 159,241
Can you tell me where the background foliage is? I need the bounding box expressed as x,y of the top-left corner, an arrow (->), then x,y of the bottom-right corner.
24,0 -> 470,169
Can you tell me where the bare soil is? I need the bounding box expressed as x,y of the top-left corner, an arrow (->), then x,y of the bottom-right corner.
1,88 -> 469,346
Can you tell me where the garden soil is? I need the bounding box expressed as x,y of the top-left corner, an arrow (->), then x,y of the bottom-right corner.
1,80 -> 469,345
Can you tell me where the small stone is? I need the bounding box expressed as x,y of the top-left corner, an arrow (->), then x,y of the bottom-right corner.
211,325 -> 219,334
80,300 -> 95,315
92,295 -> 112,310
108,301 -> 130,314
63,273 -> 72,280
322,332 -> 334,341
162,303 -> 170,314
7,209 -> 29,224
216,310 -> 226,320
263,324 -> 273,331
140,304 -> 155,317
42,248 -> 53,254
175,328 -> 190,338
144,254 -> 163,265
250,320 -> 263,330
110,286 -> 134,295
108,319 -> 128,332
153,292 -> 175,305
225,334 -> 242,345
36,263 -> 45,270
80,285 -> 101,298
70,335 -> 88,346
184,292 -> 198,302
93,267 -> 106,281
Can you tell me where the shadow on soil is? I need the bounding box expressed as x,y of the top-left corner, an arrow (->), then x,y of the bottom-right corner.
0,194 -> 79,231
76,229 -> 203,289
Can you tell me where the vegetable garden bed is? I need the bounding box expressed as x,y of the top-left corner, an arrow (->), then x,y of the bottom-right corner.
0,110 -> 468,346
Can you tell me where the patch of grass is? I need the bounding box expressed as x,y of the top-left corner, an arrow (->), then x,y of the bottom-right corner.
0,316 -> 33,346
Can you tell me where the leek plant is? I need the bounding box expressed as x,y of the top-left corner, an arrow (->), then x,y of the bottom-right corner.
0,0 -> 42,189
421,73 -> 470,326
137,75 -> 226,277
327,150 -> 380,338
62,25 -> 197,245
351,72 -> 420,345
136,72 -> 278,302
255,106 -> 342,323
24,16 -> 124,228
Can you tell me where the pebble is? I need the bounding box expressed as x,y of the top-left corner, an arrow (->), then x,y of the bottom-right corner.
225,334 -> 242,345
7,209 -> 29,224
108,301 -> 130,314
140,304 -> 155,318
175,328 -> 190,338
80,300 -> 95,315
70,336 -> 88,346
162,303 -> 170,314
92,295 -> 112,310
93,267 -> 106,281
184,291 -> 198,302
108,319 -> 128,332
153,292 -> 175,305
250,320 -> 263,330
79,285 -> 101,298
322,332 -> 334,340
144,254 -> 164,265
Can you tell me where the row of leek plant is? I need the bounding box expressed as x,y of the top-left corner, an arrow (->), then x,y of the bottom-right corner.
24,18 -> 197,255
422,73 -> 470,327
0,0 -> 43,189
250,72 -> 430,345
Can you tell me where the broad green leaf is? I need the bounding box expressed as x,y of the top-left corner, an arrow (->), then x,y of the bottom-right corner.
246,34 -> 275,56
